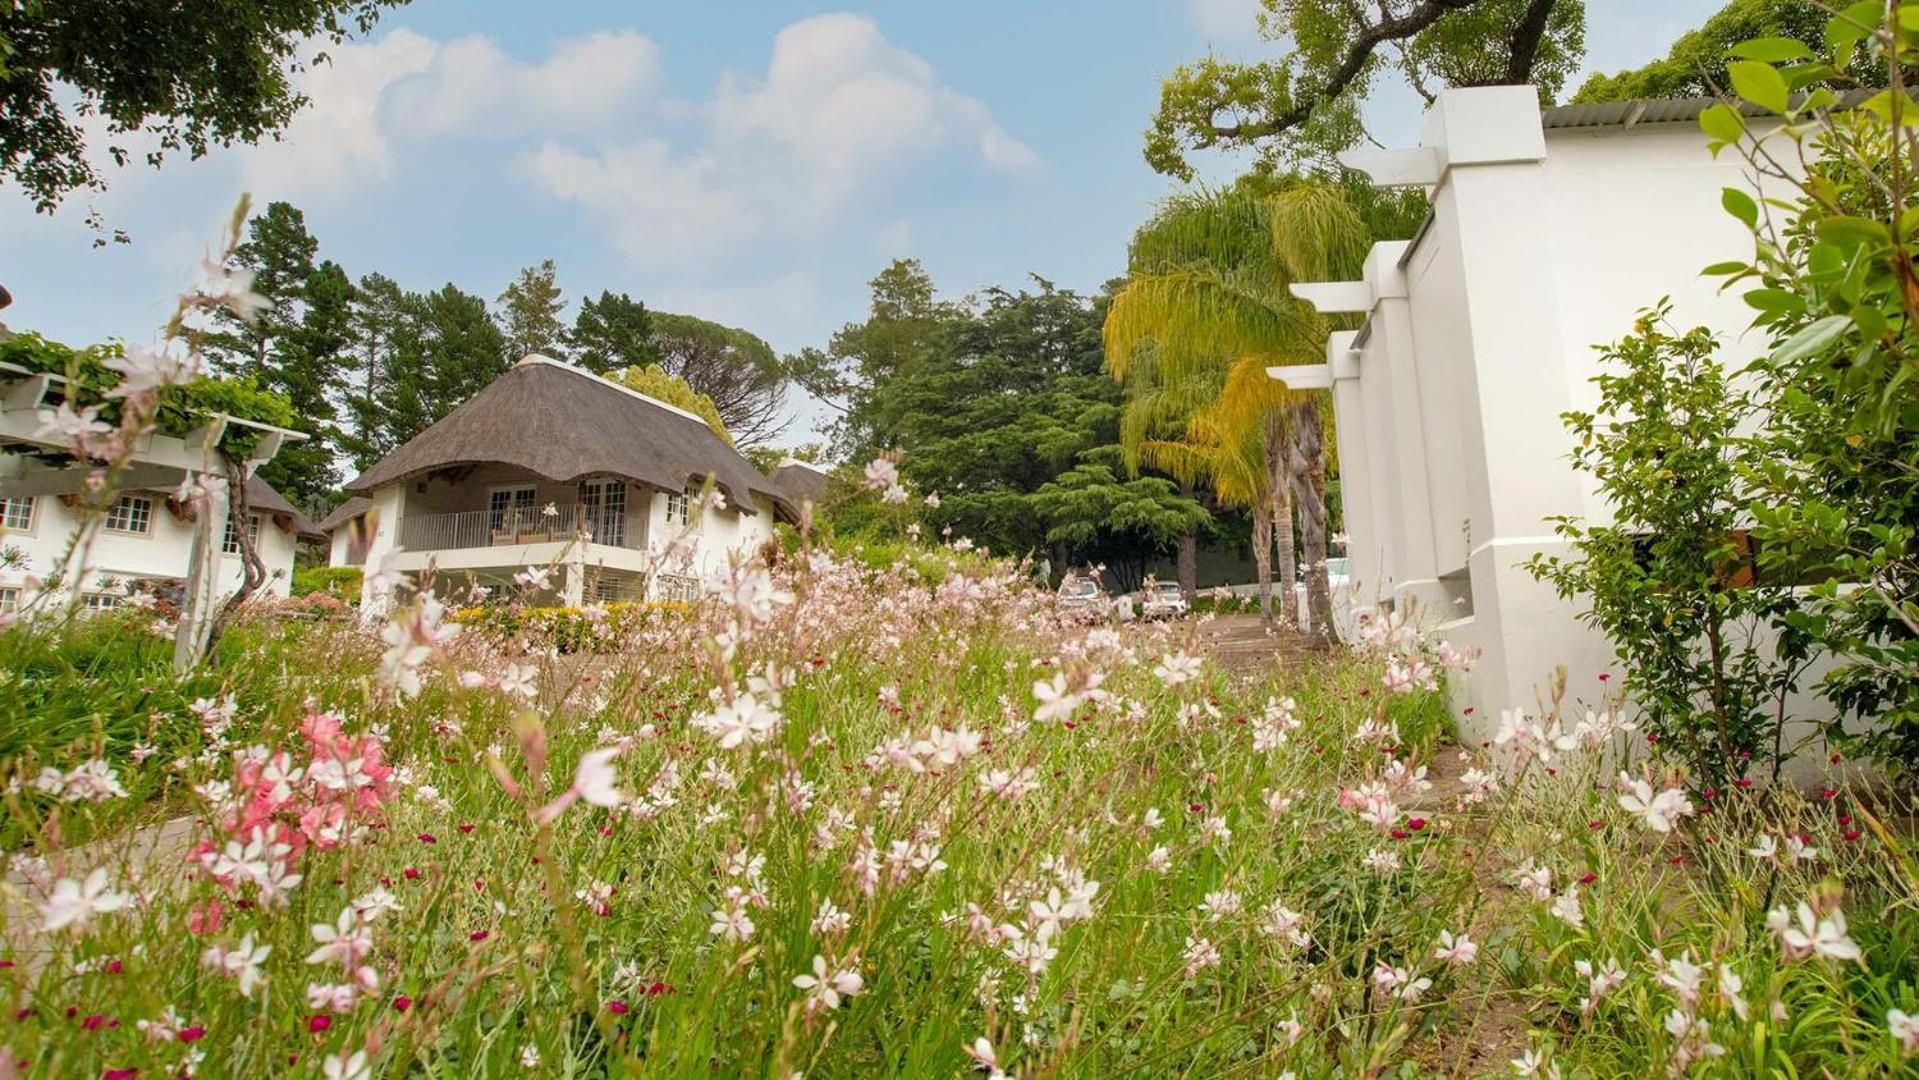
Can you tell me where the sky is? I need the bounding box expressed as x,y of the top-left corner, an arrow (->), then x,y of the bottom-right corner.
0,0 -> 1725,445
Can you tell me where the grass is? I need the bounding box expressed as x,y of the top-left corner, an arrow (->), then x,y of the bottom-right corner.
0,545 -> 1915,1078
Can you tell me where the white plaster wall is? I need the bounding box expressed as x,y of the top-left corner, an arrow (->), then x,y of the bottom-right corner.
1,491 -> 297,604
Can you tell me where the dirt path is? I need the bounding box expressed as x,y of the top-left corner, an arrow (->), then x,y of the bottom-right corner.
1192,612 -> 1322,683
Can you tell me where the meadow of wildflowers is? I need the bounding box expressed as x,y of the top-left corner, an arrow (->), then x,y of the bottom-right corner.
4,542 -> 1918,1079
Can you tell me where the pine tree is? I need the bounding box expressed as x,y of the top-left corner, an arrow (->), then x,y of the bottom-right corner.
496,259 -> 567,361
569,290 -> 656,374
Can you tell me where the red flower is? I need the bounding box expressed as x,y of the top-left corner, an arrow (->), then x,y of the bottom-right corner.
404,867 -> 421,880
607,1000 -> 630,1015
82,1014 -> 108,1031
104,1069 -> 138,1080
458,823 -> 475,835
308,1016 -> 331,1033
469,930 -> 489,942
1390,828 -> 1410,840
1844,830 -> 1862,842
1587,820 -> 1603,830
179,1027 -> 206,1043
418,833 -> 438,844
1407,818 -> 1427,831
1578,872 -> 1596,885
393,996 -> 412,1012
1735,778 -> 1754,789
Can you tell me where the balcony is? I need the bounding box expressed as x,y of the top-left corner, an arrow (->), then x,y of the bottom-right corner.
398,503 -> 647,553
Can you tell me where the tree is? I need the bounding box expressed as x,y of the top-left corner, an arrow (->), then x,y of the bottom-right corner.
496,259 -> 568,361
1030,451 -> 1212,593
1145,0 -> 1586,178
570,291 -> 657,375
1572,1 -> 1871,104
788,258 -> 959,457
340,271 -> 418,472
648,313 -> 790,447
351,283 -> 507,460
608,364 -> 734,445
1,1 -> 406,217
203,201 -> 348,503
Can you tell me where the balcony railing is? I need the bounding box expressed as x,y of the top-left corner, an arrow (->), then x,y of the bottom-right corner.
398,503 -> 646,553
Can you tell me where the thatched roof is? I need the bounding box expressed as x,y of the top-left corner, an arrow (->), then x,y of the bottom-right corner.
316,495 -> 371,534
244,477 -> 324,542
345,357 -> 794,517
770,461 -> 830,506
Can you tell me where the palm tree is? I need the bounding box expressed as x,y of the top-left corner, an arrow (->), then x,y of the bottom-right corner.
1105,180 -> 1369,637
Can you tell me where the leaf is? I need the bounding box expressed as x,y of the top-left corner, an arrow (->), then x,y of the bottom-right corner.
1771,315 -> 1853,363
1722,188 -> 1760,227
1698,103 -> 1746,146
1729,37 -> 1815,63
1827,1 -> 1884,48
1815,215 -> 1891,248
1700,261 -> 1749,276
1727,60 -> 1791,114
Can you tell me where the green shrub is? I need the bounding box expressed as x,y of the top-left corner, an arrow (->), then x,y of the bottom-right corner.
453,599 -> 693,651
292,564 -> 363,600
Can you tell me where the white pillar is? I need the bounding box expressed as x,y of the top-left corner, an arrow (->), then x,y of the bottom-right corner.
1363,242 -> 1449,622
358,484 -> 405,616
1325,333 -> 1374,620
172,475 -> 227,672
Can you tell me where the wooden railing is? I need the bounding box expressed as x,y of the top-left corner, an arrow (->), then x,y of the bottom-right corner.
398,504 -> 646,552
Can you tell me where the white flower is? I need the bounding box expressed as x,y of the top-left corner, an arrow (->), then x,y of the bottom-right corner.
1550,884 -> 1585,928
862,457 -> 899,490
104,341 -> 199,397
813,897 -> 852,936
964,1036 -> 1009,1079
1768,901 -> 1862,963
321,1049 -> 371,1080
1890,1008 -> 1919,1056
1434,930 -> 1478,966
39,867 -> 131,934
1031,673 -> 1082,724
1182,935 -> 1221,977
792,954 -> 864,1012
1153,651 -> 1202,686
197,255 -> 270,323
201,933 -> 272,999
1616,773 -> 1693,833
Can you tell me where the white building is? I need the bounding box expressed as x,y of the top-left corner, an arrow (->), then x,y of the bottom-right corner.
324,355 -> 800,609
0,475 -> 316,614
1291,86 -> 1821,742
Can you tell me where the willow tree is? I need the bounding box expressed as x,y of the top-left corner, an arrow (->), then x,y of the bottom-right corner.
1105,181 -> 1365,636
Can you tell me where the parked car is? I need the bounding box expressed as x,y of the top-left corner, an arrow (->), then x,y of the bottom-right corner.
1056,575 -> 1107,621
1141,580 -> 1189,620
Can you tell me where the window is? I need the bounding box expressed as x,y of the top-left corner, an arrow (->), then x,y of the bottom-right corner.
222,513 -> 264,555
1,496 -> 34,533
488,486 -> 537,532
663,488 -> 689,528
103,495 -> 153,535
82,592 -> 121,611
581,480 -> 627,546
0,587 -> 19,612
653,573 -> 701,604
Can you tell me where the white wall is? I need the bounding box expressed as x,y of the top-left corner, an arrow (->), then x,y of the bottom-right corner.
1,489 -> 297,608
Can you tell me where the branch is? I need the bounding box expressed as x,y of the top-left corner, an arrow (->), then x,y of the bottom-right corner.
1500,0 -> 1560,85
1209,0 -> 1479,141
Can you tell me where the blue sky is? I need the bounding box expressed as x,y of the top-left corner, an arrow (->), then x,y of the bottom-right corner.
0,0 -> 1723,443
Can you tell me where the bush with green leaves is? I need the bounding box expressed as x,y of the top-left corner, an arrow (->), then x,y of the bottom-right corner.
1701,4 -> 1919,780
291,564 -> 363,600
1531,310 -> 1811,783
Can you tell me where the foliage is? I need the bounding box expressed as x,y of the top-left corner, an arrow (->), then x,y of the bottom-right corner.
1573,0 -> 1877,104
495,259 -> 569,362
3,552 -> 1916,1077
204,200 -> 350,503
291,564 -> 363,600
0,0 -> 406,218
1030,452 -> 1212,590
608,363 -> 735,445
1145,0 -> 1587,178
452,599 -> 692,652
648,312 -> 790,447
1530,311 -> 1809,783
0,332 -> 296,459
344,280 -> 510,471
1697,5 -> 1919,780
568,290 -> 657,375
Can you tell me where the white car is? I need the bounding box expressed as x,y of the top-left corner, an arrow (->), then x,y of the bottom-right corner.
1056,575 -> 1107,621
1141,581 -> 1189,620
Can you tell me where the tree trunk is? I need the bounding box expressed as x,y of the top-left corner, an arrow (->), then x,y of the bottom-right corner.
202,457 -> 267,660
1176,478 -> 1199,601
1267,413 -> 1299,627
1252,500 -> 1273,624
1293,400 -> 1335,643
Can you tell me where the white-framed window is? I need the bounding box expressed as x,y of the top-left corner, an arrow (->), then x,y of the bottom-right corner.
82,592 -> 121,611
103,495 -> 153,536
663,488 -> 689,528
580,479 -> 627,546
221,513 -> 264,555
1,496 -> 35,533
488,485 -> 537,531
653,573 -> 701,604
0,586 -> 20,613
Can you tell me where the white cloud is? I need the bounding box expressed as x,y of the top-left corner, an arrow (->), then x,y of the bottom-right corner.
240,29 -> 439,197
239,28 -> 662,198
528,13 -> 1037,265
518,139 -> 754,267
1187,0 -> 1265,39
